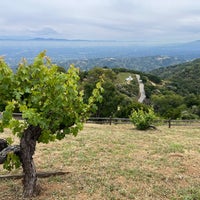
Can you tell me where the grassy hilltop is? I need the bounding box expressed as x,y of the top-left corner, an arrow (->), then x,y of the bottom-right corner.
1,124 -> 200,200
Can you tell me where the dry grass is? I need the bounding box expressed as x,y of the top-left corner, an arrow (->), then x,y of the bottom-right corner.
0,124 -> 200,200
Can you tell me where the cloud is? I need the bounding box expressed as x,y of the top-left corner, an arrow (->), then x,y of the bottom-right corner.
27,27 -> 60,37
1,0 -> 200,42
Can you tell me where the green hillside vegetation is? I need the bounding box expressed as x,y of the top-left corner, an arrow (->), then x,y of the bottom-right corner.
151,58 -> 200,95
80,67 -> 146,118
80,63 -> 200,120
150,58 -> 200,119
80,67 -> 165,118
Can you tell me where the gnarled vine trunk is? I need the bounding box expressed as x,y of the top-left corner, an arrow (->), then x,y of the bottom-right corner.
20,125 -> 42,198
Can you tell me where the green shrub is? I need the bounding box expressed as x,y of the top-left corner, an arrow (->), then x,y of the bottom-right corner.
130,107 -> 157,130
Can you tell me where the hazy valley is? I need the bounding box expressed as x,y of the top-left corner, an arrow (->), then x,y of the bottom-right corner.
1,39 -> 200,71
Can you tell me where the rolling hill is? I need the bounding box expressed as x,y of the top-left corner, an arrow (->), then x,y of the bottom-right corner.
150,58 -> 200,96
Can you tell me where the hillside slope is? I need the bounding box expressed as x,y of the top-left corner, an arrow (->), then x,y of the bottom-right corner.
151,58 -> 200,95
81,67 -> 161,117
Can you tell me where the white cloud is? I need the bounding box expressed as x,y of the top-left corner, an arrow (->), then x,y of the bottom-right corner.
1,0 -> 200,42
27,27 -> 60,37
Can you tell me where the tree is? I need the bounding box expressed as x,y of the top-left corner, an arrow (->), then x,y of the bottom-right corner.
151,93 -> 185,119
115,100 -> 149,118
130,107 -> 157,130
0,52 -> 103,198
82,67 -> 122,117
0,58 -> 13,111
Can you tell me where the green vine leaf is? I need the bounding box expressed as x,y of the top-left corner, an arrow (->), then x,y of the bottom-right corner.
3,152 -> 21,171
1,51 -> 104,145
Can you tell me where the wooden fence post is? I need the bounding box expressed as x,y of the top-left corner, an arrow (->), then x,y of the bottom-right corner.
168,119 -> 171,128
109,116 -> 112,125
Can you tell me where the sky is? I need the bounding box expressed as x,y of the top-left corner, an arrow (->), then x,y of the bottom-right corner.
1,0 -> 200,43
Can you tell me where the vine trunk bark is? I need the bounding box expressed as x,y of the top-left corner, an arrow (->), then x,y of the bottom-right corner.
20,125 -> 42,198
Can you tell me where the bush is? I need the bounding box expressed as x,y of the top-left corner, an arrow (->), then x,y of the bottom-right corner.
130,107 -> 157,130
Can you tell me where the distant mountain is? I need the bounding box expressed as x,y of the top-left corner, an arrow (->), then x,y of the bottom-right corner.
177,40 -> 200,49
150,58 -> 200,95
0,36 -> 116,42
30,38 -> 91,42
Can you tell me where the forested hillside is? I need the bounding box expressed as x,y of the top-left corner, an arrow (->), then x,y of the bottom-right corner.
151,58 -> 200,95
80,63 -> 200,120
76,67 -> 165,118
149,59 -> 200,119
80,67 -> 147,118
